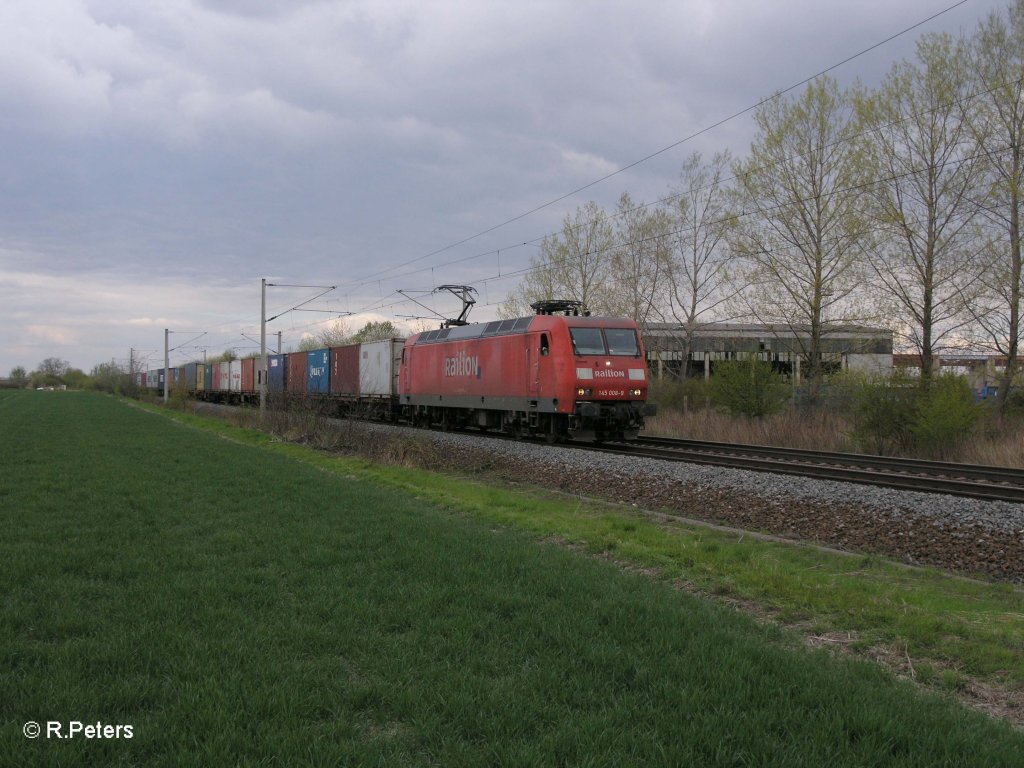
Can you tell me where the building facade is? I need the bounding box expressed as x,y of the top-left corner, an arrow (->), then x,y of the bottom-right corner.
642,323 -> 893,382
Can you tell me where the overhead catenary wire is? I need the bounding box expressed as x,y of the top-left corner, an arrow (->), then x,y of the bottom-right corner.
344,138 -> 1012,323
338,69 -> 1017,321
145,0 -> 985,352
327,0 -> 973,297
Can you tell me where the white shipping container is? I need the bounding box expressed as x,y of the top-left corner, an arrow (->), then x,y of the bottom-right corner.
229,360 -> 242,392
215,362 -> 230,391
359,339 -> 404,396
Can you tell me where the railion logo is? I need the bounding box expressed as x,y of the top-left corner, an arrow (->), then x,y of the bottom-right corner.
594,369 -> 625,378
445,351 -> 480,377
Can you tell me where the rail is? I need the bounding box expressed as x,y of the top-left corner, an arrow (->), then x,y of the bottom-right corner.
577,436 -> 1024,504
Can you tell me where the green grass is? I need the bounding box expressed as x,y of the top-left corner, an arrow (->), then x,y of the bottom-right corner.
2,390 -> 1023,766
169,398 -> 1024,691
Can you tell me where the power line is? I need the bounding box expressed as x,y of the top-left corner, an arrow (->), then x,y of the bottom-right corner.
330,0 -> 972,295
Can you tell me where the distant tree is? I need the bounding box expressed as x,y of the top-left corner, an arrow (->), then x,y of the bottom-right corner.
855,33 -> 985,384
63,368 -> 89,389
350,320 -> 399,343
731,76 -> 869,394
296,320 -> 352,351
962,1 -> 1024,412
90,360 -> 127,393
9,366 -> 27,388
37,357 -> 70,379
502,201 -> 615,317
605,192 -> 671,325
661,151 -> 738,378
318,320 -> 352,347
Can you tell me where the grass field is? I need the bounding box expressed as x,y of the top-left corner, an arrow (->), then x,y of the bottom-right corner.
2,390 -> 1023,766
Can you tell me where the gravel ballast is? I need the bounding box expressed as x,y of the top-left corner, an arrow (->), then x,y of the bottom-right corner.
355,423 -> 1024,583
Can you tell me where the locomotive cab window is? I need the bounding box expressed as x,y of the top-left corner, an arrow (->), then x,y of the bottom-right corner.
540,333 -> 549,356
605,328 -> 640,356
569,328 -> 605,356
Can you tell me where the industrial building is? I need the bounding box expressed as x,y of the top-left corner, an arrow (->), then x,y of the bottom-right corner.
642,322 -> 893,382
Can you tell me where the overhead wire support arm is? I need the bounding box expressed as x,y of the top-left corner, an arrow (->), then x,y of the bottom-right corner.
397,290 -> 449,326
261,280 -> 337,416
265,285 -> 337,323
163,330 -> 207,404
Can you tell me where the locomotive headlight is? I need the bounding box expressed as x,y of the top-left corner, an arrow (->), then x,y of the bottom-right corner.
631,388 -> 642,397
577,387 -> 592,397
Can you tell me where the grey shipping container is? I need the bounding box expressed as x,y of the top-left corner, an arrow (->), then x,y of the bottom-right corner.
359,339 -> 404,397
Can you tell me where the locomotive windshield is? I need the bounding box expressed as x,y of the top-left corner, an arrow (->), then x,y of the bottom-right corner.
569,327 -> 640,356
605,328 -> 640,356
570,328 -> 605,355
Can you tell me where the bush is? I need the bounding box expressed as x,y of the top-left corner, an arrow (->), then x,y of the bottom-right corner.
844,371 -> 980,458
910,374 -> 980,459
844,371 -> 918,455
708,358 -> 788,418
648,376 -> 712,412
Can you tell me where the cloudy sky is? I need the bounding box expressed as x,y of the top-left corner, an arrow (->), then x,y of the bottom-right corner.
0,0 -> 1008,375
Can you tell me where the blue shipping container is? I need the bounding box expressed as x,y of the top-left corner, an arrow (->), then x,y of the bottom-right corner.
185,363 -> 198,391
307,349 -> 330,394
268,354 -> 286,393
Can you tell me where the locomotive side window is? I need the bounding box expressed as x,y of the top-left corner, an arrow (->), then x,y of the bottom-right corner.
540,334 -> 549,356
570,328 -> 605,355
605,328 -> 640,356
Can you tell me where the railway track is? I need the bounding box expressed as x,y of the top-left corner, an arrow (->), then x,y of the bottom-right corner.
578,435 -> 1024,504
194,400 -> 1024,504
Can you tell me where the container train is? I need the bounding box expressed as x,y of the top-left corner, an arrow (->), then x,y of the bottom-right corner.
141,308 -> 655,441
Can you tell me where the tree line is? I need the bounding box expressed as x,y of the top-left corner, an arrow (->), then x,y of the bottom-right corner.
3,358 -> 126,392
504,0 -> 1024,410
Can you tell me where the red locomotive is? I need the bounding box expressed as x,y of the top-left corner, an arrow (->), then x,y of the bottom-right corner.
400,301 -> 654,441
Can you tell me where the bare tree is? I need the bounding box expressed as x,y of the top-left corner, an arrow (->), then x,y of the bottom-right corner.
36,357 -> 70,382
731,76 -> 870,390
502,201 -> 615,317
661,151 -> 737,377
963,1 -> 1024,410
9,366 -> 28,388
297,320 -> 351,351
856,33 -> 985,383
350,320 -> 400,342
606,192 -> 671,325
